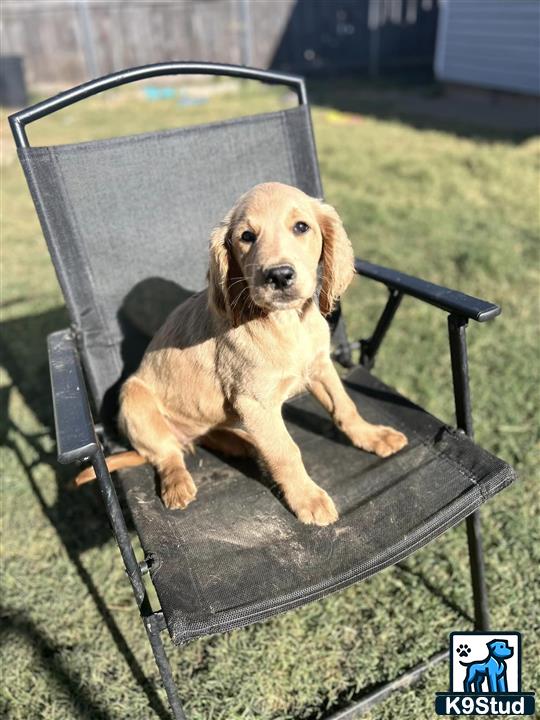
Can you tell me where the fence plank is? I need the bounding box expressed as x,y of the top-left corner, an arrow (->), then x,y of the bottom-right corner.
1,0 -> 438,88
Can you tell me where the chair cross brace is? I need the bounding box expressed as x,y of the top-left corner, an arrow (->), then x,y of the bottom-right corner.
359,288 -> 403,370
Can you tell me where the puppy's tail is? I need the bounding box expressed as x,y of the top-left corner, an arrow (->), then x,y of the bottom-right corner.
74,451 -> 147,486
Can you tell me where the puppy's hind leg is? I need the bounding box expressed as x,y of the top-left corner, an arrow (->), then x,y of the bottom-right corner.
119,378 -> 197,510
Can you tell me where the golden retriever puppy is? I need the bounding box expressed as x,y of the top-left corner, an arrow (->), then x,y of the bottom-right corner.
94,182 -> 407,525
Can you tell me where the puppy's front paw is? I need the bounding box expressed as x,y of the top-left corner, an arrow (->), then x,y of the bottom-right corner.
359,425 -> 408,458
161,470 -> 197,510
291,484 -> 339,526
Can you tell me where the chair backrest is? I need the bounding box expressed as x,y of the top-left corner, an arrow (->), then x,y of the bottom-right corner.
10,63 -> 323,419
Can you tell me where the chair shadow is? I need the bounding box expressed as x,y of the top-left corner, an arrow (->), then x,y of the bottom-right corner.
395,562 -> 474,625
0,605 -> 114,720
0,310 -> 171,720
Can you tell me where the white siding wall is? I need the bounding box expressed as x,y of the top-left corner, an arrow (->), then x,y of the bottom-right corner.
435,0 -> 540,95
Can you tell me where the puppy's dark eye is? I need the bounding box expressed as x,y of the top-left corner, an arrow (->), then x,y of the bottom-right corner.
241,230 -> 256,243
293,221 -> 310,235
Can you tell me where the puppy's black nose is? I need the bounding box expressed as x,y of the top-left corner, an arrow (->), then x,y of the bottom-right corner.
263,264 -> 296,290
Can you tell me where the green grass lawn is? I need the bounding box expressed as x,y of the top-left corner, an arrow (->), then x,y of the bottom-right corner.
1,80 -> 539,720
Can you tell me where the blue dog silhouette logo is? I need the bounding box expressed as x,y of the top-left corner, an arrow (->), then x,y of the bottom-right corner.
459,638 -> 513,693
435,631 -> 535,715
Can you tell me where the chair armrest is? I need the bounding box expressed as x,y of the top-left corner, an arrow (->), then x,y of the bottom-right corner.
354,259 -> 500,322
47,329 -> 99,464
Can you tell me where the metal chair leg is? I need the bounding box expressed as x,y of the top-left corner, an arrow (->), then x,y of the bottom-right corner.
144,615 -> 187,720
466,511 -> 490,630
448,315 -> 491,632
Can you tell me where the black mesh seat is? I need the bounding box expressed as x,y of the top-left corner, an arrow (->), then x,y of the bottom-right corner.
120,366 -> 514,645
10,63 -> 516,719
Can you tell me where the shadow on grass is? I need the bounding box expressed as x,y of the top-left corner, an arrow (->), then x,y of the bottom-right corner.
0,606 -> 114,720
0,308 -> 171,720
396,562 -> 473,625
307,77 -> 540,143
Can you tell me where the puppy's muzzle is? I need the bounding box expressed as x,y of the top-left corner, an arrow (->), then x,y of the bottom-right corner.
263,264 -> 296,290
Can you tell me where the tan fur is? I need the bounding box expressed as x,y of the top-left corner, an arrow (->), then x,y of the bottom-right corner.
83,183 -> 407,525
75,451 -> 147,485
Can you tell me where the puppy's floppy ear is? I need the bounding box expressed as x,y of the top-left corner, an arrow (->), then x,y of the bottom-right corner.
315,200 -> 355,316
208,212 -> 232,319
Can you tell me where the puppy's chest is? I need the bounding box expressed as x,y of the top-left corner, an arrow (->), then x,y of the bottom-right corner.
221,311 -> 329,391
271,321 -> 328,391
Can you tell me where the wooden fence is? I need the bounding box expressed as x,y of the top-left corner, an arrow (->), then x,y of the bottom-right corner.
1,0 -> 437,88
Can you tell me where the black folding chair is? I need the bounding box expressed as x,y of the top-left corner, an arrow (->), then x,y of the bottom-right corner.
9,63 -> 516,719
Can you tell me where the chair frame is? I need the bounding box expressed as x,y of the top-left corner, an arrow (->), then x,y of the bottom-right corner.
10,62 -> 499,719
